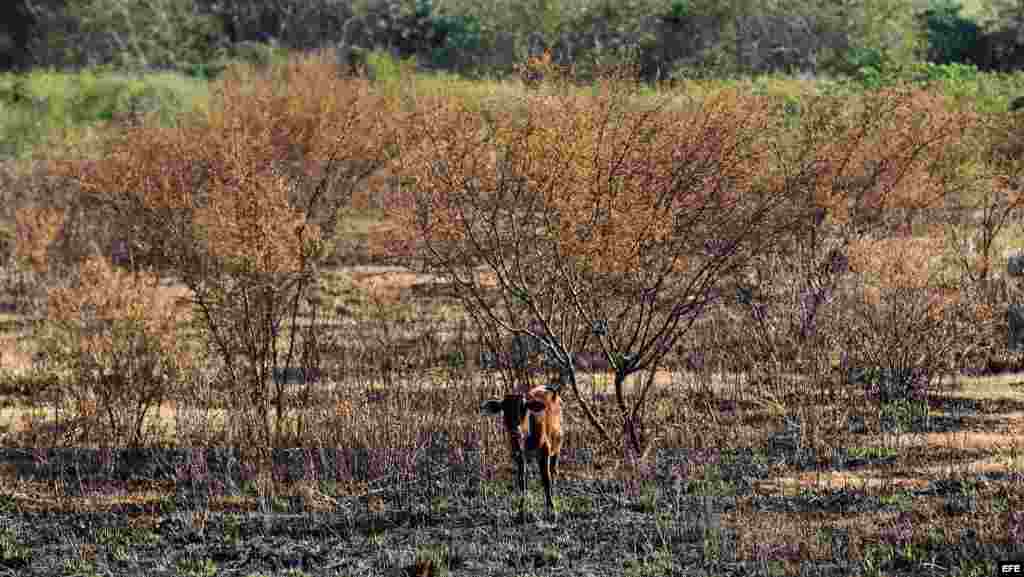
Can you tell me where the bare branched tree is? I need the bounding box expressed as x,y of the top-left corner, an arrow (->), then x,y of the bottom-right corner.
389,69 -> 810,459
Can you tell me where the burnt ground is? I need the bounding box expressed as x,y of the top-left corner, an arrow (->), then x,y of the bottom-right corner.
1,266 -> 1022,576
0,444 -> 1015,577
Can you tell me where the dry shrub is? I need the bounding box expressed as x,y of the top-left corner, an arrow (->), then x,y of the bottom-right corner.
707,86 -> 981,401
940,99 -> 1024,322
191,165 -> 316,275
14,206 -> 64,274
389,78 -> 987,460
388,72 -> 791,458
848,234 -> 946,308
41,255 -> 196,446
52,49 -> 401,278
838,225 -> 997,400
49,49 -> 404,447
799,87 -> 969,229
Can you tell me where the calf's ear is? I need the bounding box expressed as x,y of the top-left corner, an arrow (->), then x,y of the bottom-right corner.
480,399 -> 504,416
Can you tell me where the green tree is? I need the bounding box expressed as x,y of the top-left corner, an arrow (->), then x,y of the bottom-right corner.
807,0 -> 926,77
921,0 -> 981,65
26,0 -> 224,70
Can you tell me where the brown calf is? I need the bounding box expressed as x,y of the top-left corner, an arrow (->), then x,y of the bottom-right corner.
480,384 -> 563,521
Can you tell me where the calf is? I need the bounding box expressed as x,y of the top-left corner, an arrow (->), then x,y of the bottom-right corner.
480,384 -> 563,522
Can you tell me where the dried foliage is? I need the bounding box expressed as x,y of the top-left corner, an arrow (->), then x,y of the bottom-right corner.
55,52 -> 399,278
14,206 -> 64,274
41,255 -> 194,446
839,229 -> 985,391
781,87 -> 969,231
46,50 -> 405,447
940,106 -> 1024,306
389,77 -> 996,458
814,90 -> 1000,388
848,234 -> 945,301
724,86 -> 993,400
390,70 -> 803,456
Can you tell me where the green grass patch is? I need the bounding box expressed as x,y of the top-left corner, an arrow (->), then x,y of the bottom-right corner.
0,68 -> 209,159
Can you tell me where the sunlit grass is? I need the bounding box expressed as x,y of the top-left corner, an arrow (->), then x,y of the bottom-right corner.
0,68 -> 209,159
